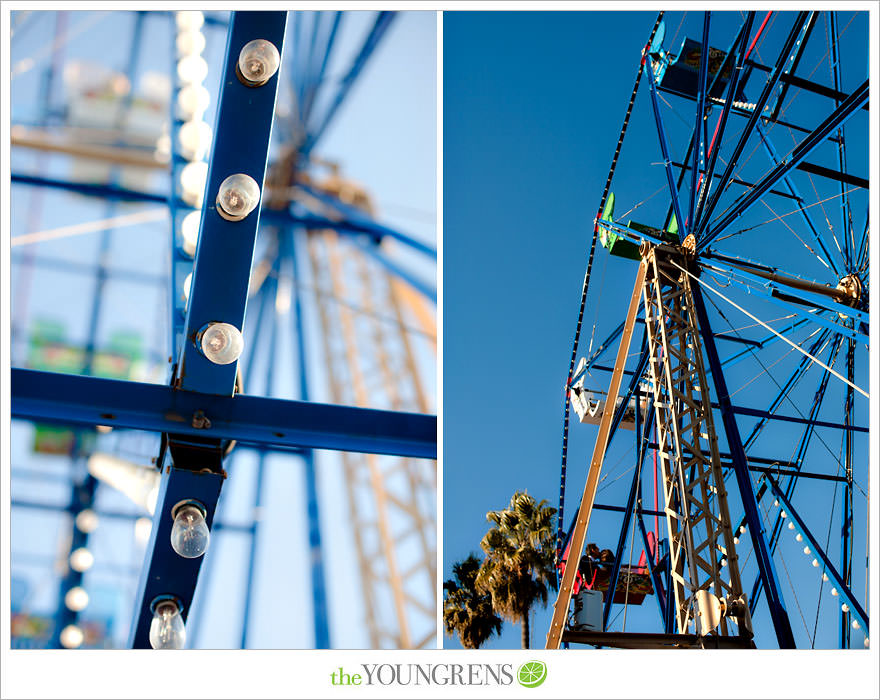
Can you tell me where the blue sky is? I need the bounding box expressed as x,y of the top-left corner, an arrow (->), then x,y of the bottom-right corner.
443,10 -> 870,650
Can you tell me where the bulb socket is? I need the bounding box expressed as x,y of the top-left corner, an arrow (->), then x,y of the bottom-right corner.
149,593 -> 184,616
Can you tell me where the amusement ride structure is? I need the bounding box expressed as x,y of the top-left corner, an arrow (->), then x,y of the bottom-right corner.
549,10 -> 870,650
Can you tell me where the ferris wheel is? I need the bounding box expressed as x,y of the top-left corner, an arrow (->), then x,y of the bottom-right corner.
549,10 -> 870,650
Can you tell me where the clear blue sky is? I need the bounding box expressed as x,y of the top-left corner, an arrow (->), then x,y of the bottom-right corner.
443,10 -> 870,650
9,9 -> 436,649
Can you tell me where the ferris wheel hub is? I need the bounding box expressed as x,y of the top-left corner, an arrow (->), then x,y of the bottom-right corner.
836,274 -> 862,306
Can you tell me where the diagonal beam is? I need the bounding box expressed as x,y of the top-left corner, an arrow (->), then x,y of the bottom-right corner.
700,78 -> 869,249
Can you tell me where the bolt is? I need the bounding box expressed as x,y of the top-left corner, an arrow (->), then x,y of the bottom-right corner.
191,410 -> 211,429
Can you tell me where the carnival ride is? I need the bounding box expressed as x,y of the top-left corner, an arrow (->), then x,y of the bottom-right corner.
550,10 -> 870,650
9,10 -> 436,649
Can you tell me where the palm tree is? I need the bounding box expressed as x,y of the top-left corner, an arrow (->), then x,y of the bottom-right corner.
443,554 -> 503,649
475,491 -> 557,649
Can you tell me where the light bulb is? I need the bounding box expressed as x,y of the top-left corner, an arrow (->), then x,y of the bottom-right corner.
795,534 -> 803,542
803,546 -> 811,555
175,10 -> 204,31
176,30 -> 206,57
177,54 -> 208,85
841,603 -> 850,613
780,510 -> 786,519
181,210 -> 200,256
199,322 -> 244,365
178,120 -> 212,161
720,558 -> 727,567
237,39 -> 280,86
180,161 -> 208,207
822,573 -> 829,582
812,559 -> 819,568
65,586 -> 89,612
773,500 -> 779,507
69,547 -> 94,573
75,509 -> 99,533
216,173 -> 260,221
177,84 -> 210,121
739,525 -> 746,534
831,587 -> 839,597
865,638 -> 870,648
60,624 -> 84,649
171,502 -> 210,558
733,537 -> 739,545
787,522 -> 795,530
149,599 -> 186,650
135,516 -> 152,544
183,272 -> 192,303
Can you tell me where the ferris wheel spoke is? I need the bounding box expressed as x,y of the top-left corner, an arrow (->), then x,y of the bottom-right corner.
695,12 -> 810,239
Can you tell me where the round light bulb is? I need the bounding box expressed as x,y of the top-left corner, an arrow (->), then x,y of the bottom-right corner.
177,84 -> 210,120
739,525 -> 746,534
149,600 -> 186,650
69,547 -> 94,573
795,534 -> 803,542
181,210 -> 200,256
176,30 -> 206,57
812,559 -> 819,568
65,586 -> 89,612
199,322 -> 244,365
178,120 -> 212,161
60,624 -> 84,649
831,587 -> 839,597
822,573 -> 829,582
720,558 -> 727,568
864,638 -> 870,648
780,510 -> 786,519
75,509 -> 99,533
773,500 -> 779,507
216,173 -> 260,221
171,502 -> 210,558
135,516 -> 153,544
733,537 -> 739,545
177,54 -> 208,85
183,272 -> 192,303
175,11 -> 204,32
787,522 -> 795,530
237,39 -> 280,86
180,161 -> 208,207
841,603 -> 850,613
803,546 -> 811,555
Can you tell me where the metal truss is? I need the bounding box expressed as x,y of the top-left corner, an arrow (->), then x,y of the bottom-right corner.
641,244 -> 749,638
307,229 -> 437,649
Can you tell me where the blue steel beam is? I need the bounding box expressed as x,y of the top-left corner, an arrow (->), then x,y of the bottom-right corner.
350,237 -> 437,303
176,12 -> 287,395
764,475 -> 867,632
302,11 -> 396,154
287,228 -> 331,648
687,13 -> 711,233
690,281 -> 796,648
297,183 -> 437,258
647,66 -> 687,240
700,78 -> 869,249
693,12 -> 755,231
829,11 -> 853,271
12,369 -> 436,459
695,12 -> 810,239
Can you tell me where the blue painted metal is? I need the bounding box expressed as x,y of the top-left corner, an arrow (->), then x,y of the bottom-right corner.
352,237 -> 437,303
12,368 -> 437,459
695,12 -> 809,239
841,335 -> 855,647
829,11 -> 853,271
297,183 -> 437,258
693,13 -> 754,231
763,474 -> 867,632
177,11 -> 287,396
288,228 -> 331,648
302,11 -> 396,155
690,280 -> 796,648
302,12 -> 342,128
635,509 -> 668,628
128,466 -> 225,647
594,218 -> 671,248
700,78 -> 868,248
687,13 -> 711,233
646,67 -> 687,241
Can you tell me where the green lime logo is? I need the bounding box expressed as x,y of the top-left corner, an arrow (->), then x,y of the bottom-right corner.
517,660 -> 547,688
